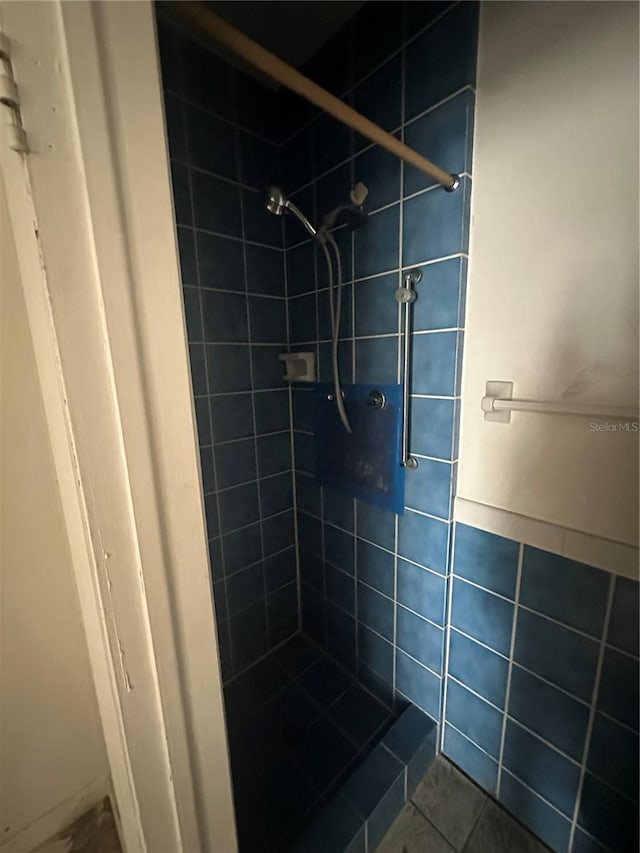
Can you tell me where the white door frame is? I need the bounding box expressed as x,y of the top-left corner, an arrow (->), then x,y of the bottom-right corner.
0,2 -> 237,851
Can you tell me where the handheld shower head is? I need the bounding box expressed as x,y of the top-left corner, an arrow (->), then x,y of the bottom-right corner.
264,185 -> 319,239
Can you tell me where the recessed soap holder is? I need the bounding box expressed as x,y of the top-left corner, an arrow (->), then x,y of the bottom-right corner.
278,351 -> 316,382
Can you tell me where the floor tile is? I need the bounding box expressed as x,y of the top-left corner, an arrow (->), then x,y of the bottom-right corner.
464,800 -> 552,853
377,802 -> 455,853
412,757 -> 486,850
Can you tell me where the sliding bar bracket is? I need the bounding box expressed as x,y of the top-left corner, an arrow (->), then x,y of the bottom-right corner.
482,381 -> 514,422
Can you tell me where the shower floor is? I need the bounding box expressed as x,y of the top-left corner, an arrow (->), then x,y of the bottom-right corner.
225,633 -> 397,852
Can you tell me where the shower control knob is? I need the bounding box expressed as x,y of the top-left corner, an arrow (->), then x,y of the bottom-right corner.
367,390 -> 386,410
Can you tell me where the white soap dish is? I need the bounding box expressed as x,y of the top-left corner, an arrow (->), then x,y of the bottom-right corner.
278,352 -> 315,382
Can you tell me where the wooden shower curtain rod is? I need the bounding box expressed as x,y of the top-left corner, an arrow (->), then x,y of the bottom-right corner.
173,2 -> 460,191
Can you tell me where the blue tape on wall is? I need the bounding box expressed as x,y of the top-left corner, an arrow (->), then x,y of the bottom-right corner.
314,383 -> 405,514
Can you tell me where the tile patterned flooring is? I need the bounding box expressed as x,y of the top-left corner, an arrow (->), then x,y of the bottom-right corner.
378,757 -> 552,853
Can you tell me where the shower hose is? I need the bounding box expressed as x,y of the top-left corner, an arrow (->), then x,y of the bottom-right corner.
319,234 -> 352,433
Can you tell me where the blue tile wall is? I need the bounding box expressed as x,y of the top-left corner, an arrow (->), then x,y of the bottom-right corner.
444,523 -> 640,853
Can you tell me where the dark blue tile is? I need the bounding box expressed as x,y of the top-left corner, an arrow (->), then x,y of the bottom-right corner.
257,432 -> 292,477
325,525 -> 355,574
358,583 -> 393,640
222,522 -> 262,575
405,90 -> 475,195
329,684 -> 390,747
451,578 -> 514,656
342,743 -> 403,819
282,126 -> 313,195
156,21 -> 183,93
275,634 -> 321,677
264,546 -> 297,593
249,295 -> 287,344
410,396 -> 457,460
396,650 -> 441,718
508,665 -> 590,761
178,228 -> 198,289
588,712 -> 639,801
238,131 -> 279,189
403,182 -> 469,267
201,290 -> 248,343
210,393 -> 254,443
219,482 -> 259,534
412,257 -> 466,331
313,112 -> 352,176
573,828 -> 615,853
194,396 -> 211,446
285,186 -> 316,246
353,1 -> 403,82
598,646 -> 639,730
607,575 -> 639,657
318,280 -> 352,341
354,204 -> 400,279
299,548 -> 323,593
398,511 -> 449,574
267,582 -> 297,643
359,625 -> 393,685
297,473 -> 321,518
503,720 -> 580,817
226,563 -> 264,615
289,293 -> 318,343
383,703 -> 437,763
315,162 -> 352,225
170,162 -> 192,226
499,771 -> 572,853
356,500 -> 396,552
197,231 -> 244,291
405,2 -> 479,120
354,57 -> 402,140
296,655 -> 352,709
182,40 -> 232,117
354,146 -> 401,213
164,92 -> 186,160
299,514 -> 323,559
189,344 -> 207,395
304,23 -> 352,98
295,714 -> 357,790
448,629 -> 509,708
287,240 -> 316,297
354,272 -> 400,338
454,523 -> 519,599
254,389 -> 290,434
323,487 -> 355,532
325,563 -> 355,615
326,604 -> 357,673
411,331 -> 460,396
405,458 -> 454,519
251,344 -> 285,390
236,72 -> 281,141
294,431 -> 314,475
204,492 -> 219,539
192,171 -> 241,237
262,510 -> 294,556
215,438 -> 256,490
446,679 -> 502,758
245,243 -> 285,297
301,583 -> 325,645
186,105 -> 237,179
397,606 -> 443,673
357,540 -> 395,598
290,794 -> 363,853
199,446 -> 216,495
578,773 -> 639,853
243,187 -> 282,247
355,336 -> 399,385
205,344 -> 251,394
515,609 -> 599,702
521,547 -> 609,638
229,600 -> 268,670
367,771 -> 405,851
292,389 -> 314,433
213,581 -> 227,623
359,662 -> 395,709
442,724 -> 498,794
397,559 -> 446,625
260,472 -> 293,517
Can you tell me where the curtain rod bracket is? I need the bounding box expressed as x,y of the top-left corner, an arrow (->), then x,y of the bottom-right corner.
444,175 -> 460,192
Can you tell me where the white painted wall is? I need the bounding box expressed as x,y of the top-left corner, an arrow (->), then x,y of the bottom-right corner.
458,0 -> 639,548
0,173 -> 109,850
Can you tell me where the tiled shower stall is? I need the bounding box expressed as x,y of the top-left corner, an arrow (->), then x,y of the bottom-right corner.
157,3 -> 638,852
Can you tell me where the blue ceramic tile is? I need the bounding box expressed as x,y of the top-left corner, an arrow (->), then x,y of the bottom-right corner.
326,563 -> 355,614
304,24 -> 351,97
213,581 -> 227,623
264,546 -> 297,593
354,272 -> 399,338
296,473 -> 322,518
397,559 -> 445,625
318,279 -> 351,341
578,772 -> 639,853
397,606 -> 443,673
356,500 -> 396,552
226,563 -> 264,615
572,828 -> 613,853
405,458 -> 453,519
503,720 -> 580,818
282,126 -> 313,195
442,724 -> 498,794
318,339 -> 354,385
210,394 -> 254,443
405,0 -> 452,38
251,344 -> 284,390
206,344 -> 251,394
396,650 -> 441,718
588,712 -> 639,801
245,244 -> 285,297
249,295 -> 287,344
204,492 -> 219,539
358,583 -> 393,640
398,511 -> 449,574
182,39 -> 232,117
325,525 -> 355,574
329,684 -> 390,747
342,743 -> 403,818
287,241 -> 316,297
254,389 -> 290,434
301,584 -> 325,645
508,665 -> 590,761
219,482 -> 259,534
290,794 -> 363,853
359,624 -> 393,685
315,162 -> 351,224
354,56 -> 402,143
326,604 -> 357,673
275,634 -> 321,677
157,22 -> 183,93
178,228 -> 198,288
238,131 -> 279,189
192,171 -> 242,237
260,472 -> 294,517
405,2 -> 478,120
229,600 -> 268,669
257,432 -> 292,477
515,609 -> 599,702
289,293 -> 317,343
411,331 -> 460,396
186,105 -> 237,179
521,547 -> 609,638
298,514 -> 323,558
262,510 -> 294,556
313,112 -> 352,176
354,146 -> 401,212
451,578 -> 514,656
201,290 -> 248,343
194,396 -> 211,446
189,344 -> 207,395
267,582 -> 297,641
368,772 -> 405,851
448,629 -> 509,708
357,540 -> 394,598
199,446 -> 216,495
323,487 -> 355,532
608,575 -> 640,657
285,187 -> 316,246
235,72 -> 281,141
216,437 -> 256,490
354,205 -> 400,279
383,703 -> 436,763
209,538 -> 223,582
410,396 -> 457,460
598,647 -> 639,730
353,1 -> 403,82
292,389 -> 314,433
355,336 -> 399,385
446,679 -> 502,758
298,656 -> 353,709
403,182 -> 469,267
170,162 -> 192,226
499,771 -> 572,853
299,714 -> 358,790
164,92 -> 186,160
222,522 -> 262,575
405,90 -> 474,195
454,523 -> 519,599
294,431 -> 313,475
412,257 -> 466,331
197,231 -> 245,291
243,187 -> 282,247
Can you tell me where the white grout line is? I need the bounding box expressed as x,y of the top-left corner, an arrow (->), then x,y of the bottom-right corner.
440,519 -> 458,752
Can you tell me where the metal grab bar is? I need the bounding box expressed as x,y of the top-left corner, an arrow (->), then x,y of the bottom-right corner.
482,381 -> 639,423
396,270 -> 421,470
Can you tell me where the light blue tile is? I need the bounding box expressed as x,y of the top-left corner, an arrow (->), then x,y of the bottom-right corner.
521,547 -> 609,638
410,396 -> 457,460
342,744 -> 403,820
357,540 -> 395,598
515,609 -> 599,703
451,578 -> 514,656
446,679 -> 503,758
412,257 -> 467,331
396,606 -> 443,673
503,720 -> 580,818
354,205 -> 400,279
597,647 -> 639,731
368,772 -> 405,851
192,170 -> 242,237
608,576 -> 640,657
398,511 -> 449,574
383,704 -> 437,764
499,771 -> 572,853
443,724 -> 498,794
403,180 -> 470,267
358,583 -> 393,640
359,625 -> 393,685
404,458 -> 453,519
587,712 -> 639,802
354,273 -> 400,337
411,331 -> 460,396
397,559 -> 446,626
396,650 -> 441,718
454,523 -> 519,599
508,665 -> 590,761
578,772 -> 639,853
448,629 -> 509,708
355,336 -> 399,385
356,500 -> 396,552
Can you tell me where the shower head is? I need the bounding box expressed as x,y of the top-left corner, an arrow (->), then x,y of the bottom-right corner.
264,185 -> 319,239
